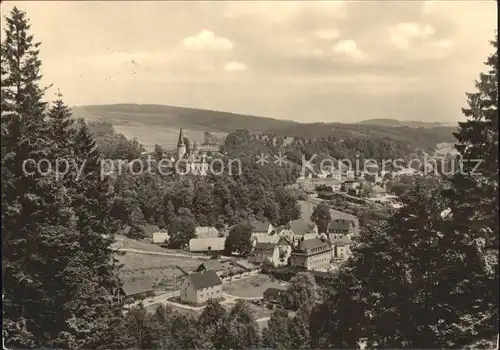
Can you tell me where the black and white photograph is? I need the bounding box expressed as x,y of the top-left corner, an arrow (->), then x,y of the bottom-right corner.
1,1 -> 498,349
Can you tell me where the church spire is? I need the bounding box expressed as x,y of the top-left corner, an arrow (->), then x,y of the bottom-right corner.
178,128 -> 185,146
177,128 -> 187,160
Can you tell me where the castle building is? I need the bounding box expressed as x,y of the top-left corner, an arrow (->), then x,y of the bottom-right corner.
177,128 -> 186,160
175,129 -> 209,176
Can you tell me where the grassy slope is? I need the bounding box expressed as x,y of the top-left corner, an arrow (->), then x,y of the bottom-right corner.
72,104 -> 457,150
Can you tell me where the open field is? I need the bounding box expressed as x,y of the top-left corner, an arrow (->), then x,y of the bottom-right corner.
117,251 -> 204,290
112,235 -> 206,258
222,274 -> 289,299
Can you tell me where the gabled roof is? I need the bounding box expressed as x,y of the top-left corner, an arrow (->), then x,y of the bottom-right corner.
254,242 -> 277,250
186,270 -> 222,290
263,285 -> 287,297
288,219 -> 316,235
330,235 -> 351,246
295,237 -> 330,253
252,233 -> 280,245
121,277 -> 155,296
249,220 -> 271,233
197,260 -> 224,272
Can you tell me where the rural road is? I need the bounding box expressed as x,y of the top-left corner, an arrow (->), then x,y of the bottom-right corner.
113,247 -> 210,260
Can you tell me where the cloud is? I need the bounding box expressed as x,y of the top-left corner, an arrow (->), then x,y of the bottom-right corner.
313,28 -> 340,40
224,61 -> 247,72
333,40 -> 365,59
389,22 -> 436,50
182,30 -> 233,50
433,39 -> 452,49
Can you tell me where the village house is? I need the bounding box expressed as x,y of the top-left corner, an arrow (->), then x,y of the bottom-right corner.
116,277 -> 155,304
341,180 -> 361,195
328,219 -> 354,237
291,237 -> 332,271
189,237 -> 226,252
152,231 -> 170,244
249,242 -> 279,266
331,235 -> 351,260
284,219 -> 318,242
371,184 -> 387,197
249,236 -> 292,268
195,260 -> 224,276
250,219 -> 276,246
263,285 -> 287,303
180,270 -> 223,305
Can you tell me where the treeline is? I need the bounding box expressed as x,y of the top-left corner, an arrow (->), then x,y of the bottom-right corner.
266,122 -> 457,152
253,133 -> 417,171
86,120 -> 145,161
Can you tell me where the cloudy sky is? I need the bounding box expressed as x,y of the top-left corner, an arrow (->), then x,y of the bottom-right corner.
1,1 -> 497,123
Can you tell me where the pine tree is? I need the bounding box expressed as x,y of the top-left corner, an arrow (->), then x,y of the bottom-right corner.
1,7 -> 74,347
58,121 -> 123,348
447,33 -> 499,344
2,8 -> 124,348
47,93 -> 75,156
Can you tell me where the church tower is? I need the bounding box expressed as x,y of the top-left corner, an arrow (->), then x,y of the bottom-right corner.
177,128 -> 186,159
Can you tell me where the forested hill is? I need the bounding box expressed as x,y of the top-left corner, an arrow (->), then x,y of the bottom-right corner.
72,104 -> 458,152
72,104 -> 299,133
358,118 -> 455,128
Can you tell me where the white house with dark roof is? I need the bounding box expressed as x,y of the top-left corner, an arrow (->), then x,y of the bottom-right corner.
291,237 -> 332,271
250,219 -> 278,246
249,242 -> 280,266
180,270 -> 223,305
331,235 -> 351,260
328,219 -> 354,238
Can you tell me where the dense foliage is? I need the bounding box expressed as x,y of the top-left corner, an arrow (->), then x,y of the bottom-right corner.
87,120 -> 145,161
119,301 -> 260,349
106,128 -> 302,241
2,8 -> 123,347
259,35 -> 499,350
